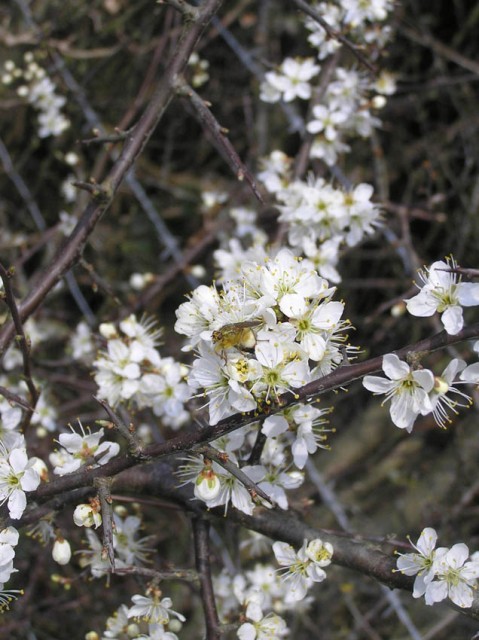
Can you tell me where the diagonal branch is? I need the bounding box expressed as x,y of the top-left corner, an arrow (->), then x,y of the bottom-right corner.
0,0 -> 224,356
176,78 -> 264,202
26,321 -> 479,505
290,0 -> 377,73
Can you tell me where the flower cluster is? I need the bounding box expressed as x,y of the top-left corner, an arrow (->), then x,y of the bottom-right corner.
2,53 -> 70,138
175,248 -> 351,513
176,248 -> 349,425
93,314 -> 191,429
214,538 -> 329,634
396,527 -> 479,608
305,0 -> 394,61
276,177 -> 382,281
405,257 -> 479,335
363,354 -> 478,432
214,559 -> 294,638
100,588 -> 185,639
187,51 -> 210,88
273,538 -> 333,602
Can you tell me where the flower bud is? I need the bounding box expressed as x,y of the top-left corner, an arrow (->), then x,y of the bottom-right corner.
169,619 -> 183,633
126,623 -> 140,637
194,468 -> 221,501
52,537 -> 72,565
99,322 -> 117,339
73,504 -> 102,529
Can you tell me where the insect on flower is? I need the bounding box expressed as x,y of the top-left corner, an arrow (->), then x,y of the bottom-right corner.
212,320 -> 261,353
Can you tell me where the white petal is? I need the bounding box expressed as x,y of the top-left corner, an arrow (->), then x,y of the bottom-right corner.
441,306 -> 463,334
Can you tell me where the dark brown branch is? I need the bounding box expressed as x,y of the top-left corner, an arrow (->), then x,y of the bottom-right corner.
94,477 -> 115,570
192,518 -> 222,640
112,565 -> 198,582
17,454 -> 479,621
27,321 -> 479,506
0,262 -> 39,427
0,0 -> 224,356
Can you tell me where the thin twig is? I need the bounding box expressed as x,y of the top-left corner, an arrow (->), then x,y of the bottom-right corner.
290,0 -> 377,73
0,385 -> 33,412
0,137 -> 95,325
197,444 -> 274,506
161,0 -> 199,20
95,398 -> 146,459
94,477 -> 115,570
176,78 -> 264,202
0,262 -> 39,427
112,564 -> 198,581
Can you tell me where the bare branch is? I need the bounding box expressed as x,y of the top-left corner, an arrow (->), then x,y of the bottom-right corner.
192,518 -> 222,640
176,78 -> 264,203
0,0 -> 224,356
94,477 -> 115,570
0,262 -> 39,427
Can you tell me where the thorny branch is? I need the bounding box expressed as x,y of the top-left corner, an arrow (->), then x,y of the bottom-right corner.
0,0 -> 224,356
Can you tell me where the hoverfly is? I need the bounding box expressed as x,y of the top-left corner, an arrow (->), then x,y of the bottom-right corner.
212,320 -> 262,353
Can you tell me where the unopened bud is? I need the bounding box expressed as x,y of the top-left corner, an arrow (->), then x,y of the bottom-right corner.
194,468 -> 221,501
52,537 -> 72,565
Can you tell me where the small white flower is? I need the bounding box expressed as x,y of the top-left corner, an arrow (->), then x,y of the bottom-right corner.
273,538 -> 331,602
0,436 -> 40,519
405,258 -> 479,334
429,358 -> 472,428
50,421 -> 119,476
395,528 -> 440,598
237,611 -> 288,639
425,543 -> 479,608
113,513 -> 154,565
363,354 -> 434,431
102,604 -> 130,639
127,589 -> 185,625
261,57 -> 320,103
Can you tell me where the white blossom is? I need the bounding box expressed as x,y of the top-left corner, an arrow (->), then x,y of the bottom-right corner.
50,421 -> 119,476
260,58 -> 320,103
425,543 -> 479,608
128,590 -> 185,625
0,435 -> 40,519
363,354 -> 434,431
273,538 -> 332,602
405,258 -> 479,334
